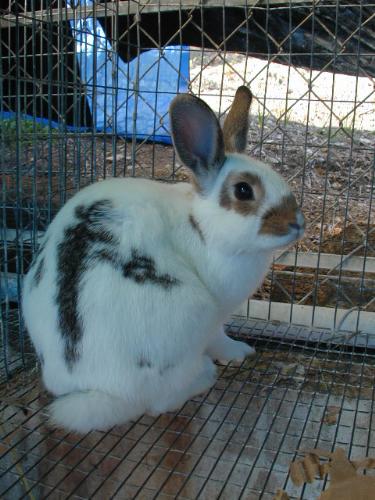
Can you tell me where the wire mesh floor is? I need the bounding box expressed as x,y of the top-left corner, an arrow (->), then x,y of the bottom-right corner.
1,319 -> 375,499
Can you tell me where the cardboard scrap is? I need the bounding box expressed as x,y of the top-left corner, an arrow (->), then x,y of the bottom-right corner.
289,448 -> 375,500
273,490 -> 289,500
323,405 -> 340,425
289,451 -> 325,486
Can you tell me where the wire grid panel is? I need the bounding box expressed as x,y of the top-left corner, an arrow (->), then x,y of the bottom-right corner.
1,1 -> 374,357
1,319 -> 375,499
0,3 -> 375,497
1,4 -> 375,498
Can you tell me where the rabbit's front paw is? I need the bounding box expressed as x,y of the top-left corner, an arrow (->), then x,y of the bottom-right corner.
208,331 -> 255,363
223,339 -> 255,363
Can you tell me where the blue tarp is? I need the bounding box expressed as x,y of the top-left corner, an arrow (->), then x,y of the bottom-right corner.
70,0 -> 190,143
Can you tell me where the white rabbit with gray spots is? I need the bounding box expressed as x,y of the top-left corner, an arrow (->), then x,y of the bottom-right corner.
22,86 -> 305,433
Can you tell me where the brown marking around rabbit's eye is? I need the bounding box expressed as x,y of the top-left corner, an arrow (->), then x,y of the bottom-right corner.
219,172 -> 265,216
260,194 -> 299,236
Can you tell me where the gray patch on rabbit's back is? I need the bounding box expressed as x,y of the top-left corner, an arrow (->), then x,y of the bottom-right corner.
91,248 -> 116,266
138,356 -> 152,369
90,247 -> 180,293
74,199 -> 116,243
123,249 -> 180,289
56,199 -> 118,369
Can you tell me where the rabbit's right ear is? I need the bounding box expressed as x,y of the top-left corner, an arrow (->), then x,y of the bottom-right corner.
169,94 -> 225,190
223,86 -> 252,153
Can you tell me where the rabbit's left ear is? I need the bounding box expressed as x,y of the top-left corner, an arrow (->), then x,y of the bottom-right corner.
223,86 -> 252,153
169,94 -> 225,189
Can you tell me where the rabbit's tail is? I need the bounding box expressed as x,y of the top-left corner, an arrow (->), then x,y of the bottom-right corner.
48,390 -> 142,433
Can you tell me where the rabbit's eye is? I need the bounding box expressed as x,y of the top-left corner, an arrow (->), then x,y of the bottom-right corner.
234,182 -> 254,201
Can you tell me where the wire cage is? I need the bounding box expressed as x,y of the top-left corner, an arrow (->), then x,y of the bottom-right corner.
1,1 -> 375,498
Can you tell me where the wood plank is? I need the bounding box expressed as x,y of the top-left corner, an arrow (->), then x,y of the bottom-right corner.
235,299 -> 375,337
229,315 -> 375,348
274,251 -> 375,274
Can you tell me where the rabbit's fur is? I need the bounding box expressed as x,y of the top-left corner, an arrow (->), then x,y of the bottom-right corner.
22,87 -> 304,432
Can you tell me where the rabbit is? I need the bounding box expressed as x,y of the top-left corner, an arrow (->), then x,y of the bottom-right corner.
22,86 -> 305,433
